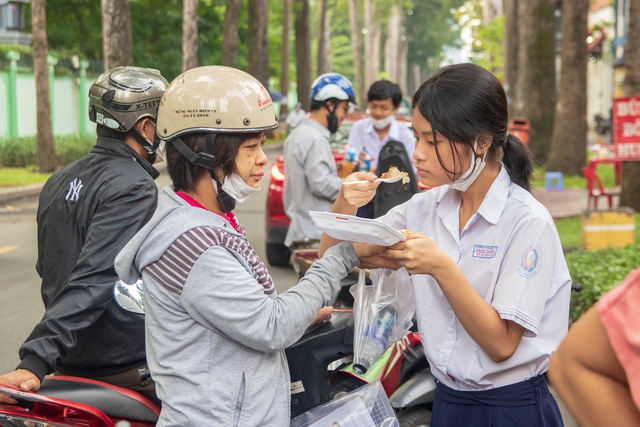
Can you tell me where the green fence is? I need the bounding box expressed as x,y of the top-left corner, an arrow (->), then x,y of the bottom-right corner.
0,54 -> 96,141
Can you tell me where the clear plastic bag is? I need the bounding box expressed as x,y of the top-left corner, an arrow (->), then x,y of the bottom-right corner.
289,380 -> 398,427
351,268 -> 414,375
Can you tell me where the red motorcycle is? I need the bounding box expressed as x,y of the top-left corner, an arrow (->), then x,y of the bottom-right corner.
0,317 -> 433,427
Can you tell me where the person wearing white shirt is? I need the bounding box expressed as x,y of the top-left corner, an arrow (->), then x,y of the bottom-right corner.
347,80 -> 415,172
285,102 -> 307,133
347,80 -> 415,218
320,63 -> 570,427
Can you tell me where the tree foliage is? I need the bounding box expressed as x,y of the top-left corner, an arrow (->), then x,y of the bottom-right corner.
455,1 -> 504,81
405,0 -> 464,80
31,0 -> 463,96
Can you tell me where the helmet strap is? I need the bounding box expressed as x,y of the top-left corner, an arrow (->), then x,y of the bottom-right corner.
170,134 -> 236,213
322,101 -> 339,134
210,172 -> 236,213
130,126 -> 159,164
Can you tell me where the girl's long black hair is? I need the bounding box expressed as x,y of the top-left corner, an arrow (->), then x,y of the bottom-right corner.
412,63 -> 533,191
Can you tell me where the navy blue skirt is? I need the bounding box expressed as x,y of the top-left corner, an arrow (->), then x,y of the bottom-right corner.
431,375 -> 564,427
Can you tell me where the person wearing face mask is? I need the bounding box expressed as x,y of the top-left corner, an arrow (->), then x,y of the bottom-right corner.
114,66 -> 392,426
319,63 -> 572,427
0,67 -> 168,406
282,72 -> 356,248
347,80 -> 415,174
346,80 -> 416,218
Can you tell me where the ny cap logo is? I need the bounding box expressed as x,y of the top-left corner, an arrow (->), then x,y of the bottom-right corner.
65,178 -> 83,202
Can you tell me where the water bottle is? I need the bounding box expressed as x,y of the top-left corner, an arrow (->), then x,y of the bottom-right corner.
340,146 -> 359,178
353,305 -> 397,374
358,148 -> 372,172
346,146 -> 358,163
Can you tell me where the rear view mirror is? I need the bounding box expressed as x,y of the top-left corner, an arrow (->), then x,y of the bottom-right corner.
114,279 -> 145,314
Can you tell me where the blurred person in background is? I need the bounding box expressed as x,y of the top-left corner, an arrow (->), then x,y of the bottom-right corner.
282,73 -> 355,248
346,80 -> 415,218
285,102 -> 307,134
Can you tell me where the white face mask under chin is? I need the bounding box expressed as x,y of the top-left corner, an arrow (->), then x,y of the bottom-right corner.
448,140 -> 487,192
154,140 -> 166,164
370,115 -> 394,130
215,173 -> 259,205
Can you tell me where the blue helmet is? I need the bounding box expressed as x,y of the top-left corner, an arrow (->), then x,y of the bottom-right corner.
309,73 -> 356,104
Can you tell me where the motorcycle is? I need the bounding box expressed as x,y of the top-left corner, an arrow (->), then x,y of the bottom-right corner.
0,281 -> 435,427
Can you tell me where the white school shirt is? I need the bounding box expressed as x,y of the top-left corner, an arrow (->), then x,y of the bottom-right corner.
347,117 -> 416,171
379,167 -> 572,391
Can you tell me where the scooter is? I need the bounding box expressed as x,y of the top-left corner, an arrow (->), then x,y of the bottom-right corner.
0,281 -> 435,427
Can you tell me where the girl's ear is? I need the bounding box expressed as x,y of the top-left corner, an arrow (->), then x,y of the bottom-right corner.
477,135 -> 493,154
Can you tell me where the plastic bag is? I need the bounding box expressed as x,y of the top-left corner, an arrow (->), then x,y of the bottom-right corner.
351,268 -> 414,375
289,380 -> 398,427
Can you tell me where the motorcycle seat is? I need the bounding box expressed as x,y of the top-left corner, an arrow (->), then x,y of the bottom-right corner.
37,375 -> 160,423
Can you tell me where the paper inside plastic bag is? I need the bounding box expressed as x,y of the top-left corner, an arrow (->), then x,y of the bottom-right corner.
290,381 -> 398,427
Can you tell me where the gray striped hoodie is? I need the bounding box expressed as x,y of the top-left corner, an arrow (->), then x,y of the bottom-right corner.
115,186 -> 359,427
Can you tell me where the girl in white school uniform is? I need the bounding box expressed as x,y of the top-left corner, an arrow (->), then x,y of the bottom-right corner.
319,62 -> 572,426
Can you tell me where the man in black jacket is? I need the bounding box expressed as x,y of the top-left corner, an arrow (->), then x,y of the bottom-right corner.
0,66 -> 168,404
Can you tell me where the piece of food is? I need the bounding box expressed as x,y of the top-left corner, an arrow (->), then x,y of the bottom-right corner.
381,166 -> 410,184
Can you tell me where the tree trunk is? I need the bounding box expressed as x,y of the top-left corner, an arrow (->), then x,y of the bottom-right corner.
317,0 -> 331,75
384,5 -> 402,83
371,11 -> 381,85
545,0 -> 588,175
32,0 -> 57,173
294,0 -> 312,111
514,0 -> 556,165
182,0 -> 199,72
504,0 -> 518,117
249,0 -> 269,87
398,37 -> 408,96
348,0 -> 365,107
411,63 -> 421,96
364,0 -> 375,89
280,0 -> 291,117
222,0 -> 243,68
101,0 -> 133,70
619,0 -> 640,210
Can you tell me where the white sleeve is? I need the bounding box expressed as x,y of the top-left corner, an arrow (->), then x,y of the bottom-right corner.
491,215 -> 564,337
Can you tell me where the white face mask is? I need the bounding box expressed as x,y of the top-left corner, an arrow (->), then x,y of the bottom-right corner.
215,173 -> 259,205
154,140 -> 166,164
449,140 -> 487,192
370,115 -> 394,130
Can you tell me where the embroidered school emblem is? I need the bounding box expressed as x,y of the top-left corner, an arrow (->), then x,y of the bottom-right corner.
472,244 -> 498,259
517,243 -> 542,278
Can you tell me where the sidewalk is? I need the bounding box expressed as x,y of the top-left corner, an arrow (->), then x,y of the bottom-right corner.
532,188 -> 589,219
1,176 -> 591,219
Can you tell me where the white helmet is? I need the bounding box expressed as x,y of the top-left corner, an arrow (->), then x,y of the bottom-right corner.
157,66 -> 279,141
309,73 -> 356,103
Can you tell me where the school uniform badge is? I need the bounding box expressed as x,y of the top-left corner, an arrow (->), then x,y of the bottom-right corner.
517,243 -> 542,278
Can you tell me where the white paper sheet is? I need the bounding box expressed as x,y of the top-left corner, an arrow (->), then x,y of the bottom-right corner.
308,397 -> 376,427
